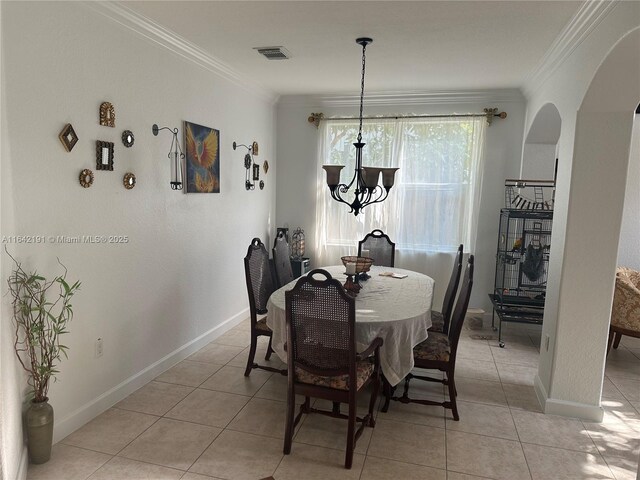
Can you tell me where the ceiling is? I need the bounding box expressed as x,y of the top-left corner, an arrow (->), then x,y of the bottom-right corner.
123,1 -> 583,97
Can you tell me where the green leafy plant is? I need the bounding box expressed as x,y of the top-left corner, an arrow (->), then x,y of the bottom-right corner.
6,251 -> 81,403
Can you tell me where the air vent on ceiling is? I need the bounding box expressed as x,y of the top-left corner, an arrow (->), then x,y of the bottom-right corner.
253,46 -> 291,60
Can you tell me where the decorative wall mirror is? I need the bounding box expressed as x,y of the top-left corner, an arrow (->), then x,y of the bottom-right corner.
122,130 -> 134,147
263,160 -> 269,174
58,124 -> 79,152
99,102 -> 115,127
123,172 -> 136,189
259,180 -> 265,190
96,140 -> 114,171
252,141 -> 259,156
79,169 -> 94,188
252,164 -> 260,181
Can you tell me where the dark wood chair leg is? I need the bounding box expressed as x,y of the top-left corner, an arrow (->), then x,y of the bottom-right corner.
265,336 -> 274,360
344,399 -> 356,469
613,332 -> 623,350
607,327 -> 615,356
244,334 -> 257,377
283,387 -> 295,454
381,377 -> 393,413
447,371 -> 459,421
368,374 -> 380,427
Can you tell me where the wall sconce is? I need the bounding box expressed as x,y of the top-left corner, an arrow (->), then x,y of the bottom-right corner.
152,124 -> 184,190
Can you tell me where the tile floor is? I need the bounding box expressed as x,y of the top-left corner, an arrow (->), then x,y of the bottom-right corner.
27,320 -> 640,480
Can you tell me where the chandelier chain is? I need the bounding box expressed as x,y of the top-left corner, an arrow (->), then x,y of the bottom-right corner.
357,41 -> 367,143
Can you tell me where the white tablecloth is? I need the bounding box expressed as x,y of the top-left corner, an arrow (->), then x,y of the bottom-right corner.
266,265 -> 434,386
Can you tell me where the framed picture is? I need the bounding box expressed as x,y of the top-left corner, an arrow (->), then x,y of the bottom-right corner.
184,121 -> 220,193
95,141 -> 114,171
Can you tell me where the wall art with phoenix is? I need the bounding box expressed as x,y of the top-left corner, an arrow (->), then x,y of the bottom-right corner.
184,121 -> 220,193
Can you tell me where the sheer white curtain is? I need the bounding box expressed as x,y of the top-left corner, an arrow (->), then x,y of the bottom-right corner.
315,116 -> 486,270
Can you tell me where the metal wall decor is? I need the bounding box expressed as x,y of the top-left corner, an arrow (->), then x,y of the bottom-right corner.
291,227 -> 306,259
99,102 -> 115,127
122,130 -> 134,147
95,140 -> 114,171
234,140 -> 264,191
321,38 -> 399,216
152,124 -> 184,190
123,172 -> 136,189
58,124 -> 79,152
79,169 -> 94,188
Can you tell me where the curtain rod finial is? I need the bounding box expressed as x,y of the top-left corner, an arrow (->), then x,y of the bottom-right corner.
308,112 -> 324,128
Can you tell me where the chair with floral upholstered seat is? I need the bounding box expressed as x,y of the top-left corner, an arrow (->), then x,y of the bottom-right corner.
243,238 -> 287,377
384,256 -> 474,420
283,269 -> 383,469
429,244 -> 463,334
358,229 -> 395,267
608,266 -> 640,355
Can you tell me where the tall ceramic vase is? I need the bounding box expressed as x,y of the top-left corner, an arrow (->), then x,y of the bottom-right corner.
26,398 -> 54,464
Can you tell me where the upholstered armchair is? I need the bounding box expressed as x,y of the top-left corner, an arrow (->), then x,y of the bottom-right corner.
608,267 -> 640,354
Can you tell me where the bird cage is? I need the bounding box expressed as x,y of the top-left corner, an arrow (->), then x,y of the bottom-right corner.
291,228 -> 305,260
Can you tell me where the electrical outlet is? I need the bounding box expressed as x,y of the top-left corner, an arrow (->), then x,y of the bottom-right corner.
95,338 -> 103,358
544,334 -> 550,352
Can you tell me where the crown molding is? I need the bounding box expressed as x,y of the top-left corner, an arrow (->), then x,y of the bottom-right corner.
83,1 -> 279,105
522,0 -> 618,98
277,89 -> 525,108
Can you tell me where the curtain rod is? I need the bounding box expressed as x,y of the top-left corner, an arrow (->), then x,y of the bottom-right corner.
307,107 -> 507,128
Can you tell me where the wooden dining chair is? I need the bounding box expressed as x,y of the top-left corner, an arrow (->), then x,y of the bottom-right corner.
384,255 -> 474,420
243,238 -> 287,377
429,244 -> 464,334
358,229 -> 395,267
283,269 -> 383,469
273,230 -> 295,288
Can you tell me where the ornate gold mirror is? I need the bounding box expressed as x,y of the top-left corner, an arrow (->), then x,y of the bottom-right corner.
123,172 -> 136,189
99,102 -> 115,127
79,169 -> 94,188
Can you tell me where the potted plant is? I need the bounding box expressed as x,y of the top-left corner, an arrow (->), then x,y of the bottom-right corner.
6,251 -> 80,464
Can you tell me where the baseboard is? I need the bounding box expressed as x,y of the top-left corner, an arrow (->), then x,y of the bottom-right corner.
52,308 -> 248,443
534,374 -> 604,422
15,446 -> 28,480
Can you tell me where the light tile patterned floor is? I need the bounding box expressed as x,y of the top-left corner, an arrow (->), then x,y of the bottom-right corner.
27,321 -> 640,480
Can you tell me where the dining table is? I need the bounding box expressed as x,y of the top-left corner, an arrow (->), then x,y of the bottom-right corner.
266,265 -> 435,386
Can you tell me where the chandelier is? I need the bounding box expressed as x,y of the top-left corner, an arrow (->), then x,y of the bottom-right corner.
322,37 -> 398,216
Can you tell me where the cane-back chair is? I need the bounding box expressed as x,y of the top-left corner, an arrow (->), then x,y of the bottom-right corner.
384,256 -> 474,420
283,269 -> 383,469
429,244 -> 464,334
358,229 -> 395,267
273,231 -> 295,288
243,238 -> 286,377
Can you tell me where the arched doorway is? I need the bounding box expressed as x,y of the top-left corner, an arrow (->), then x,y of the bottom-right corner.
536,28 -> 640,421
522,103 -> 561,181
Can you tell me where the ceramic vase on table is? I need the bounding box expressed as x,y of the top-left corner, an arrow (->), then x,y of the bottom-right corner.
26,398 -> 54,464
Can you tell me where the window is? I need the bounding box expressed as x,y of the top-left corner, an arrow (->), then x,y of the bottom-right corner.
315,117 -> 485,262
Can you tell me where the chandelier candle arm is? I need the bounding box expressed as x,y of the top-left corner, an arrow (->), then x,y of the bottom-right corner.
322,37 -> 399,216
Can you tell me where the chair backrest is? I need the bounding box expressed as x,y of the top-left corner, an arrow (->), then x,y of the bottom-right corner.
447,255 -> 474,364
358,229 -> 395,267
441,244 -> 464,333
273,231 -> 295,288
244,238 -> 275,322
285,269 -> 356,379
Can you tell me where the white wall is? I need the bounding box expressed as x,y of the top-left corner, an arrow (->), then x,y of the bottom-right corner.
523,1 -> 640,419
617,118 -> 640,269
0,2 -> 276,476
276,93 -> 526,312
521,144 -> 556,180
